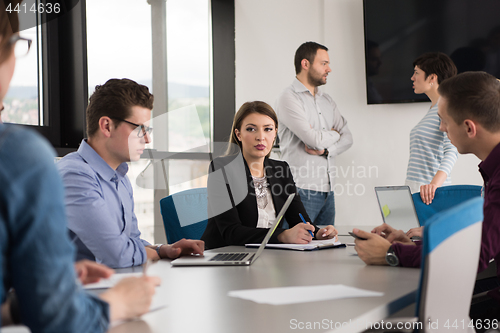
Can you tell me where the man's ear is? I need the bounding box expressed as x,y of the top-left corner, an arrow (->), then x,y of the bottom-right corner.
464,119 -> 477,138
301,59 -> 309,71
99,116 -> 113,138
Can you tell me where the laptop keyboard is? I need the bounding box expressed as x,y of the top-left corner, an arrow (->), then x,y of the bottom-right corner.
209,253 -> 254,262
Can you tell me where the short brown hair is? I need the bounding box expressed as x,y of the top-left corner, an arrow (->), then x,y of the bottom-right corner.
227,101 -> 278,158
0,0 -> 21,64
86,78 -> 154,137
294,42 -> 328,75
413,52 -> 457,84
438,71 -> 500,132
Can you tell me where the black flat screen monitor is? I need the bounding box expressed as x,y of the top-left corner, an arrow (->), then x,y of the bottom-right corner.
363,0 -> 500,105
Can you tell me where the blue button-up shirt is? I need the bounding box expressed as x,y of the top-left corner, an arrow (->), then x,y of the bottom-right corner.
0,124 -> 109,331
58,140 -> 150,268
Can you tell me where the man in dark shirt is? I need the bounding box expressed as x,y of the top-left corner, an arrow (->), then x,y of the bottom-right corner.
352,72 -> 500,288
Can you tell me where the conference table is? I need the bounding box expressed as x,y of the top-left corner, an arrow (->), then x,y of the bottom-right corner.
107,235 -> 420,333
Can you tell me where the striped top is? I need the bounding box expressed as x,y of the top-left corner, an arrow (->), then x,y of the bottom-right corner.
406,103 -> 458,185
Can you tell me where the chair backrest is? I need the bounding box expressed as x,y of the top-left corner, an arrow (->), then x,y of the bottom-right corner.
412,185 -> 482,226
160,188 -> 208,244
417,197 -> 484,330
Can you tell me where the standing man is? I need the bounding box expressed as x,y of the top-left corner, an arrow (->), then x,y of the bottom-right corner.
58,78 -> 204,268
276,41 -> 353,226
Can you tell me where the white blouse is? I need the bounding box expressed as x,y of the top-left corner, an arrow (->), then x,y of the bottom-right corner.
252,175 -> 277,228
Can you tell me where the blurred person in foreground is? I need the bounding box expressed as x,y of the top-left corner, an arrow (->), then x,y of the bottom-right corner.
0,1 -> 160,331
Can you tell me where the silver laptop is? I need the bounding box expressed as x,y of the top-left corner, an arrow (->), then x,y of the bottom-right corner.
374,186 -> 421,233
171,193 -> 295,266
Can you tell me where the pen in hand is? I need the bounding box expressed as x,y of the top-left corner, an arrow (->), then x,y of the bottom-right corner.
299,213 -> 315,238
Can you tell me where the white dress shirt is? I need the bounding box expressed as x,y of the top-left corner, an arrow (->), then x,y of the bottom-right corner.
275,78 -> 353,192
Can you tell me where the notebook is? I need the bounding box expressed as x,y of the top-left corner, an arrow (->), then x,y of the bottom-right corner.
171,193 -> 295,266
374,186 -> 421,233
246,238 -> 345,251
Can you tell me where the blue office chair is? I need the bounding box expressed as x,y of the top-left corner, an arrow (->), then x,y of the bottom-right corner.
160,187 -> 208,244
416,196 -> 483,330
412,185 -> 482,226
366,197 -> 484,333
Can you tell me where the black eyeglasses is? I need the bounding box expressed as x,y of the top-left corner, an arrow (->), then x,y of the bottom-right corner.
111,117 -> 152,138
9,35 -> 32,58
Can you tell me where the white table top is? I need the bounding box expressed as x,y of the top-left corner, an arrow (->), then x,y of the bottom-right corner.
108,236 -> 420,333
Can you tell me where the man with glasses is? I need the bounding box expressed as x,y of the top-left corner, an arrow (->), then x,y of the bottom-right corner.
58,78 -> 204,268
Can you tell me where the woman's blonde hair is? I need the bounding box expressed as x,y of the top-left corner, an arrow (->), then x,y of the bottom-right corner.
226,101 -> 278,158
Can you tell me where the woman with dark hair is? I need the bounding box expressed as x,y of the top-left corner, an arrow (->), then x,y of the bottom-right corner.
405,52 -> 459,238
201,101 -> 337,249
406,53 -> 459,201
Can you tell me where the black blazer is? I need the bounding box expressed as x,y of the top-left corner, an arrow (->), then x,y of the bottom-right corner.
201,154 -> 318,249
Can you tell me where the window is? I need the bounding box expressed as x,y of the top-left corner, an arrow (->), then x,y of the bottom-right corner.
3,0 -> 236,243
86,0 -> 215,243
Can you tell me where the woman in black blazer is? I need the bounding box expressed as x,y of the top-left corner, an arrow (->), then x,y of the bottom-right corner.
201,101 -> 337,250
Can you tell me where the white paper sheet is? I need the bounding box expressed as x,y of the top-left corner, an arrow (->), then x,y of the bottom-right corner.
83,272 -> 168,314
245,239 -> 343,251
228,284 -> 383,305
82,272 -> 143,290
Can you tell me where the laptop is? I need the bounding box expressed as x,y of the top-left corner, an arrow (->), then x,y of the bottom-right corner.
171,193 -> 295,266
374,186 -> 421,233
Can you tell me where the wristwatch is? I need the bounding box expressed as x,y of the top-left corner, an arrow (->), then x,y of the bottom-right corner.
385,245 -> 399,267
154,244 -> 164,258
321,149 -> 329,157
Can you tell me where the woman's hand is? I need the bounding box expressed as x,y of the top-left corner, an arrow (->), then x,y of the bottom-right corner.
277,222 -> 314,244
420,183 -> 438,205
315,225 -> 338,241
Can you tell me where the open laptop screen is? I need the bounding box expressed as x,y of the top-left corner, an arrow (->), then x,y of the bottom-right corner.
374,186 -> 420,232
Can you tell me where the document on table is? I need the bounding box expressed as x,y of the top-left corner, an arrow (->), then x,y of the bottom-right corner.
82,272 -> 143,290
245,238 -> 345,251
82,272 -> 168,313
228,285 -> 383,305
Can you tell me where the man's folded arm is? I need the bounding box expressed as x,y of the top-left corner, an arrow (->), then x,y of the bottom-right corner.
277,93 -> 340,149
327,113 -> 353,157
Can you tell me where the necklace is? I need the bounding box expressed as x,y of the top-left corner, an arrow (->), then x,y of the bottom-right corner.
252,175 -> 268,209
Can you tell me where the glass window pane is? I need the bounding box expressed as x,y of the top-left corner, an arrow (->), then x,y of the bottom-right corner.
86,0 -> 152,94
166,0 -> 211,153
168,159 -> 210,195
86,0 -> 213,241
128,160 -> 155,244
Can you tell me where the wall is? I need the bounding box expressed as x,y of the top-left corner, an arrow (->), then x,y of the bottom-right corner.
235,0 -> 482,227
